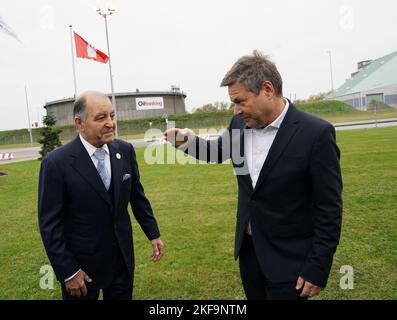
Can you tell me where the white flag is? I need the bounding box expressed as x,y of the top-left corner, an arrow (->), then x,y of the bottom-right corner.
0,15 -> 21,43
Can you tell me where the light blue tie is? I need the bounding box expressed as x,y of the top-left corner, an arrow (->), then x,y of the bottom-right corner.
94,148 -> 110,190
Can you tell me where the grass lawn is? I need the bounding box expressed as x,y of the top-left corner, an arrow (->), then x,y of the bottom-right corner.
324,107 -> 397,124
1,102 -> 397,148
0,127 -> 396,299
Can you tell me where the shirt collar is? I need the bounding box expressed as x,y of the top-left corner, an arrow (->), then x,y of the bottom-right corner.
251,98 -> 289,131
267,98 -> 289,129
79,134 -> 109,157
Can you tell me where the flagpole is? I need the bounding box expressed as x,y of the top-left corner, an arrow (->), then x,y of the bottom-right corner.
96,8 -> 118,138
24,85 -> 33,146
69,25 -> 78,98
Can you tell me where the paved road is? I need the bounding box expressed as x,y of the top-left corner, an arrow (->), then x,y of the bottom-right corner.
0,146 -> 41,163
0,139 -> 160,165
1,118 -> 396,165
334,117 -> 397,131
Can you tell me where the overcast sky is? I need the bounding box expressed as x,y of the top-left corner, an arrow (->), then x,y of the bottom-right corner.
1,0 -> 396,130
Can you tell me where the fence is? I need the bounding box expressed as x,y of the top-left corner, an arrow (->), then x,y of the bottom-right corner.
0,112 -> 233,147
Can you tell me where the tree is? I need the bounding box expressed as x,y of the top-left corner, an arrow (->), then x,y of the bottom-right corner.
38,114 -> 62,160
193,103 -> 218,113
213,101 -> 229,111
308,92 -> 329,101
193,101 -> 232,113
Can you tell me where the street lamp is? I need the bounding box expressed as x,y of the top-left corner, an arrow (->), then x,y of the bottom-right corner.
326,50 -> 334,92
96,7 -> 119,138
24,85 -> 33,146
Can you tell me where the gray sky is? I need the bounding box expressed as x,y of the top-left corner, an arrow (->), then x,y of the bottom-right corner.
1,0 -> 396,130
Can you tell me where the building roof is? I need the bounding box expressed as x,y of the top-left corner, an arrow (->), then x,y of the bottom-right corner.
44,90 -> 187,108
327,51 -> 397,99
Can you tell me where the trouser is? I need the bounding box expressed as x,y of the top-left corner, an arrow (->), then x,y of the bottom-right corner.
61,244 -> 133,300
239,234 -> 307,300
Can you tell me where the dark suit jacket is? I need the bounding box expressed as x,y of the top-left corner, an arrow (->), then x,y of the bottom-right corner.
38,136 -> 160,288
185,102 -> 342,288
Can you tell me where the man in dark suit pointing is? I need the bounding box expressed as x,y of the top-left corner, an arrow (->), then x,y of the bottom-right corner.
38,90 -> 164,300
165,50 -> 342,300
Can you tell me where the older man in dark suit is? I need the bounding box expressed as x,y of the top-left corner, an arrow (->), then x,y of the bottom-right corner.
38,90 -> 164,300
165,50 -> 342,300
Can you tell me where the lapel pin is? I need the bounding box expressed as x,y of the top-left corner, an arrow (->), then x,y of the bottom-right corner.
116,153 -> 121,159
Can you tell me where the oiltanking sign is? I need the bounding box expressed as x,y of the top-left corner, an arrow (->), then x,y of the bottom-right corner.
136,97 -> 164,110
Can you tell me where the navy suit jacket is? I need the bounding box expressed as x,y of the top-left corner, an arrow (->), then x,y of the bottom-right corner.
185,102 -> 343,288
38,136 -> 160,287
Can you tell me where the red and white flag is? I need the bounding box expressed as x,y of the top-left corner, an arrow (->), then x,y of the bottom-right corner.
74,32 -> 109,64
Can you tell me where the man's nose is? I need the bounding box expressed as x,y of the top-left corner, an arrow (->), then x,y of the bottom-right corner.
105,116 -> 114,126
233,106 -> 243,116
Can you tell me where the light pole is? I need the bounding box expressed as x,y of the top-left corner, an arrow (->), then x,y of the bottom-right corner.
24,85 -> 33,146
326,50 -> 334,92
96,7 -> 119,138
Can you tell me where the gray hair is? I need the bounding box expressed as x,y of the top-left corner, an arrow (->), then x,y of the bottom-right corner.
220,50 -> 283,96
73,91 -> 110,121
73,95 -> 87,121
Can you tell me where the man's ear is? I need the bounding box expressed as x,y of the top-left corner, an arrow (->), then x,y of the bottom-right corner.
74,117 -> 84,132
261,81 -> 275,98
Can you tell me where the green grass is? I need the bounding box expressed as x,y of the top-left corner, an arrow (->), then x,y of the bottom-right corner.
295,100 -> 359,116
2,100 -> 397,146
326,108 -> 397,124
0,127 -> 396,299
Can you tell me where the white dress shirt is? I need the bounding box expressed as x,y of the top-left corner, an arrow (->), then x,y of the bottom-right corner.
244,99 -> 290,235
64,135 -> 112,282
79,134 -> 112,182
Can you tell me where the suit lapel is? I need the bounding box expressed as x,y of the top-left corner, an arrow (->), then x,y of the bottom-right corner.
232,118 -> 253,192
70,136 -> 112,206
253,104 -> 300,193
108,142 -> 123,208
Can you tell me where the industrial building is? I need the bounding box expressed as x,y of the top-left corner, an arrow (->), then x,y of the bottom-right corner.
326,51 -> 397,110
45,88 -> 187,126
